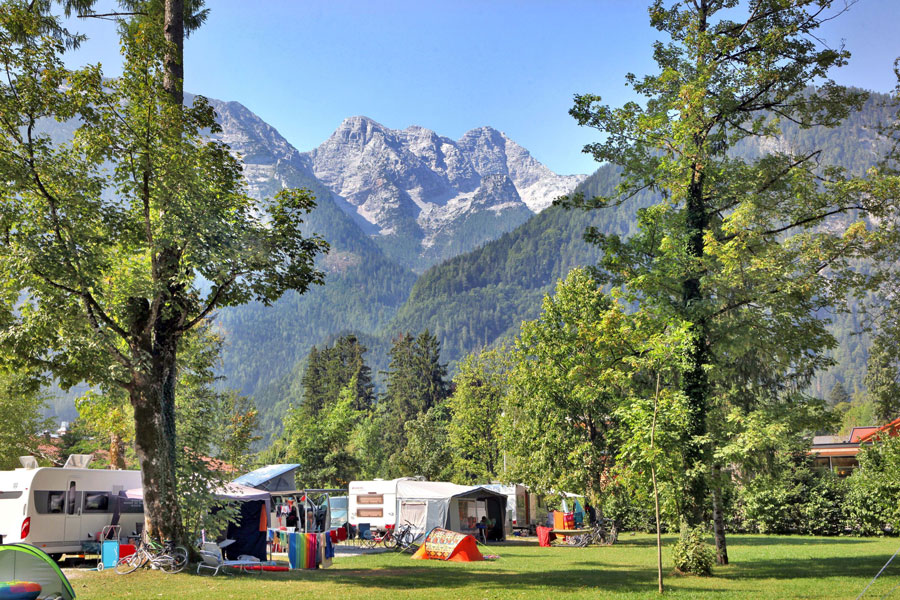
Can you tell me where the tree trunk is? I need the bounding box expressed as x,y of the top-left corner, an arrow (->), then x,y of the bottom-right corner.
681,168 -> 710,527
126,0 -> 187,546
711,465 -> 729,566
130,362 -> 182,542
109,432 -> 126,470
163,0 -> 184,106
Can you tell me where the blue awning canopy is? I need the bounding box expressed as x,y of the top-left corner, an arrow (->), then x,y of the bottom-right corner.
233,464 -> 301,492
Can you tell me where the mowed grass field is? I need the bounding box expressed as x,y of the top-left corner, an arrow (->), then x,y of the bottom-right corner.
67,534 -> 900,600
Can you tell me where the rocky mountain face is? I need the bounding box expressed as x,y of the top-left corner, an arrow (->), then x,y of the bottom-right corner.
305,116 -> 586,271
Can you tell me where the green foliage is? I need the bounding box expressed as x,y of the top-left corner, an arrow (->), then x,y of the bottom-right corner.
447,349 -> 510,483
173,329 -> 241,542
672,526 -> 714,576
381,330 -> 450,459
866,338 -> 900,423
846,436 -> 900,535
562,0 -> 900,526
503,268 -> 692,512
284,377 -> 363,488
0,371 -> 51,470
392,402 -> 453,481
0,0 -> 326,541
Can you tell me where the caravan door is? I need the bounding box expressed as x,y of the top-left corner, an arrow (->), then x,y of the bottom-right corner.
63,481 -> 81,542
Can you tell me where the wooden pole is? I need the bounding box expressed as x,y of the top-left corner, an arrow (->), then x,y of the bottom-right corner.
651,371 -> 664,594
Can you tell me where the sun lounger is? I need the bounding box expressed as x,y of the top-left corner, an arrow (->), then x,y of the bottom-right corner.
196,542 -> 264,575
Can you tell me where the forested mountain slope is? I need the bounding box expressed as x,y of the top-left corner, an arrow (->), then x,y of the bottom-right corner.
206,100 -> 418,399
381,91 -> 895,398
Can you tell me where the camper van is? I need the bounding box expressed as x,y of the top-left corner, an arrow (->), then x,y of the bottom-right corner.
348,477 -> 418,531
0,460 -> 143,557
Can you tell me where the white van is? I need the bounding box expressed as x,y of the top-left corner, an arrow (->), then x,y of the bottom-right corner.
0,462 -> 143,557
348,478 -> 418,531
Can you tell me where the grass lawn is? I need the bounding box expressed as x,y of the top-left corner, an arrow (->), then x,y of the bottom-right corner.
67,534 -> 900,599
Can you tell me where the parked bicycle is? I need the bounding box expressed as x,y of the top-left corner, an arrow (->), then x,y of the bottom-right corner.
390,521 -> 416,552
115,538 -> 188,574
573,519 -> 618,547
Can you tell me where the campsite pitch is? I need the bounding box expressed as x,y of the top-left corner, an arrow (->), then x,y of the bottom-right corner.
70,534 -> 900,599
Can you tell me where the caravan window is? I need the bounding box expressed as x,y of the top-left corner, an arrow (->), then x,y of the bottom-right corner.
33,491 -> 65,514
357,495 -> 383,505
84,492 -> 110,512
357,508 -> 383,518
0,491 -> 22,500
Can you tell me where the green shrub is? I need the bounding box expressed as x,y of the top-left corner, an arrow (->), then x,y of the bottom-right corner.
800,473 -> 848,536
672,526 -> 715,576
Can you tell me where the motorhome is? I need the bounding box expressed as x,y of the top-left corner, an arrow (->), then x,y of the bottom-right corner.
0,457 -> 143,558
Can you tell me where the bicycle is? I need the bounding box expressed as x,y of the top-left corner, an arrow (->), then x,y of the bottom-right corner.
390,521 -> 416,552
573,519 -> 618,547
115,538 -> 188,574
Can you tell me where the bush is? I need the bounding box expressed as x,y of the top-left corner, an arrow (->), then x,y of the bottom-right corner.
845,437 -> 900,535
800,473 -> 848,536
672,526 -> 715,576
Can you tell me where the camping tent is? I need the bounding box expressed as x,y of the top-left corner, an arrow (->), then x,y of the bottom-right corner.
411,528 -> 483,562
396,481 -> 507,541
0,544 -> 76,600
121,483 -> 272,561
233,464 -> 300,492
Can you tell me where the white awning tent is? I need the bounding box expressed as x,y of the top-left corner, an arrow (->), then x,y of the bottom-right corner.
395,480 -> 507,541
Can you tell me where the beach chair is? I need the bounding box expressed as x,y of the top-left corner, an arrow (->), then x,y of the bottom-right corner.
196,542 -> 262,575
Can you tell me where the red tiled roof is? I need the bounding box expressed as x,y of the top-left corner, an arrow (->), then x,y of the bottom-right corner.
849,427 -> 880,443
858,417 -> 900,443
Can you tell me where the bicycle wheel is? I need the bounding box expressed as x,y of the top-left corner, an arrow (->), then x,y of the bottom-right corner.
398,529 -> 416,552
159,547 -> 188,574
114,551 -> 146,574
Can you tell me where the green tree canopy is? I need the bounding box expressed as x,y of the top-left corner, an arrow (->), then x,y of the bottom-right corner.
561,0 -> 900,561
0,1 -> 326,541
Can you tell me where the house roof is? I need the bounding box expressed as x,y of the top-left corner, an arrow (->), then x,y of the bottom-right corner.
858,417 -> 900,443
849,427 -> 880,443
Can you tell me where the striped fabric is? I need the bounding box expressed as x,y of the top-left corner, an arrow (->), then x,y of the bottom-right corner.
288,533 -> 318,569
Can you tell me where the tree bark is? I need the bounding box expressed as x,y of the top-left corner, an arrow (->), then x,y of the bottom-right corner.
130,353 -> 181,542
109,432 -> 126,470
163,0 -> 183,106
711,465 -> 729,566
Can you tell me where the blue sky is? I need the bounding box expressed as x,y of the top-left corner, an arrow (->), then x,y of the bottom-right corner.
66,0 -> 900,176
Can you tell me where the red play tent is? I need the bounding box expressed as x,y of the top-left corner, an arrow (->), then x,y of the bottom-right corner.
411,528 -> 483,562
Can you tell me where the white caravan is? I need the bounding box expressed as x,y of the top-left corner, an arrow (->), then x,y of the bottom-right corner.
482,483 -> 549,534
0,457 -> 143,557
348,477 -> 418,531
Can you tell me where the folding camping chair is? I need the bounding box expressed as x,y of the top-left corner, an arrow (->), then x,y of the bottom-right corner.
356,523 -> 373,547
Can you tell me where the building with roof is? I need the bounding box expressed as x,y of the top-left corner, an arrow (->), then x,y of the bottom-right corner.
810,420 -> 900,476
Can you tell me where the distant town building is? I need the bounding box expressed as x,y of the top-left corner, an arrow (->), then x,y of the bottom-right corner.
810,418 -> 900,476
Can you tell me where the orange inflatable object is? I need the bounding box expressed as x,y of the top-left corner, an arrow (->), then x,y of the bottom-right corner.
411,528 -> 484,562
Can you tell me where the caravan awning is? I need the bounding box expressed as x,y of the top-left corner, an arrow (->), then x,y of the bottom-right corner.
122,483 -> 271,505
396,481 -> 507,501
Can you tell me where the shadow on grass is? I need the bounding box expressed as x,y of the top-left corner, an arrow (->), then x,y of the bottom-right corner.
315,564 -> 713,594
725,535 -> 872,547
723,553 -> 899,581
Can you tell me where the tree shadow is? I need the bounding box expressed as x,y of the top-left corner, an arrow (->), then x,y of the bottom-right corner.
725,535 -> 872,547
722,553 -> 900,581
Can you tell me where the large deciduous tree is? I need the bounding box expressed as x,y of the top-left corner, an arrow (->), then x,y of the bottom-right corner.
563,0 -> 899,562
0,1 -> 327,542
